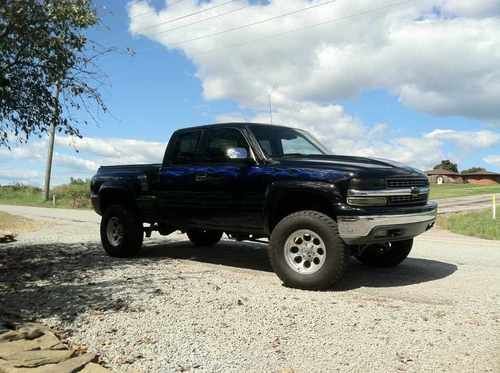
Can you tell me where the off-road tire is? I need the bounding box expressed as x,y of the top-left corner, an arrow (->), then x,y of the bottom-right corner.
100,205 -> 143,258
269,210 -> 348,290
187,229 -> 223,247
355,239 -> 413,268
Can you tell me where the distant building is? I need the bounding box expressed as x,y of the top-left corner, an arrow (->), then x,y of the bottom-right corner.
426,169 -> 463,184
462,171 -> 500,185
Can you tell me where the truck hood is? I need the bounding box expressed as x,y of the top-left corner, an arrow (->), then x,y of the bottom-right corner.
275,154 -> 425,179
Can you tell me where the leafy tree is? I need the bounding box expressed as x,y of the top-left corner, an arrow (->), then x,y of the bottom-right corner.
433,160 -> 458,173
462,167 -> 487,174
0,0 -> 107,147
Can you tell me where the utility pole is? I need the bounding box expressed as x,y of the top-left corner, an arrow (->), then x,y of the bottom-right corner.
43,83 -> 60,201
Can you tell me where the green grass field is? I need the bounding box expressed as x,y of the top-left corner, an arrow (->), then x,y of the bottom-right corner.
437,207 -> 500,240
0,180 -> 91,209
429,184 -> 500,200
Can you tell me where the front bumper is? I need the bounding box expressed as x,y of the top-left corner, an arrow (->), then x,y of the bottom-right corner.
337,204 -> 437,245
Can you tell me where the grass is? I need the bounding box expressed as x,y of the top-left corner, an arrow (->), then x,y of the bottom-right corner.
437,207 -> 500,240
0,179 -> 91,209
429,184 -> 500,200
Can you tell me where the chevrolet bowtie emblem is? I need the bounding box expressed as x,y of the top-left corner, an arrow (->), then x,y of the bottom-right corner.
411,187 -> 422,196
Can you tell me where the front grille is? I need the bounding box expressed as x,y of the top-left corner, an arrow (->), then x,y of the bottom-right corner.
388,194 -> 428,206
386,177 -> 428,188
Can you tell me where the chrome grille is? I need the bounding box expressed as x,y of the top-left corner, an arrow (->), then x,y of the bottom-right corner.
386,177 -> 428,188
389,194 -> 428,206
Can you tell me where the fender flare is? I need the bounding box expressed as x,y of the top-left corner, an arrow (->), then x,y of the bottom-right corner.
263,180 -> 345,232
98,182 -> 137,211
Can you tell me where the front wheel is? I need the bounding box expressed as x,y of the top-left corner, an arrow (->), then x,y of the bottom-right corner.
187,229 -> 222,247
269,210 -> 348,290
355,239 -> 413,267
100,205 -> 143,258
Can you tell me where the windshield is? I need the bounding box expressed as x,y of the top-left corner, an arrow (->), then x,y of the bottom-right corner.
249,125 -> 329,158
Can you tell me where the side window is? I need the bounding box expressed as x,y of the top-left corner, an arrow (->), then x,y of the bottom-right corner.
204,128 -> 249,162
170,131 -> 201,164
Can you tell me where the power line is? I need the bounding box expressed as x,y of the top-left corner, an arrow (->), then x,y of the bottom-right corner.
146,3 -> 252,38
163,0 -> 338,47
133,0 -> 239,33
195,0 -> 414,55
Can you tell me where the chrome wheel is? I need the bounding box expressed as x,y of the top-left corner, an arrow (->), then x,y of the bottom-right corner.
106,217 -> 124,247
284,229 -> 326,274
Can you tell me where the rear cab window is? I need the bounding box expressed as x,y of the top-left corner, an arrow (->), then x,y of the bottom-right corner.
166,130 -> 202,164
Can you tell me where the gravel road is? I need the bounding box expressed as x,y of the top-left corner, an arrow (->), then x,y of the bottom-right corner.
0,204 -> 499,373
435,194 -> 496,214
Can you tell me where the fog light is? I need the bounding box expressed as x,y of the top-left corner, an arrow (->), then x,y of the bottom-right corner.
347,196 -> 387,206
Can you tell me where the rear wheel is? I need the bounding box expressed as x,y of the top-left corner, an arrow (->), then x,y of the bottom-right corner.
355,239 -> 413,267
100,205 -> 143,258
187,229 -> 223,247
269,210 -> 348,290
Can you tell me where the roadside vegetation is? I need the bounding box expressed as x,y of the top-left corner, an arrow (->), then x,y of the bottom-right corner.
437,208 -> 500,240
429,184 -> 500,200
0,179 -> 91,209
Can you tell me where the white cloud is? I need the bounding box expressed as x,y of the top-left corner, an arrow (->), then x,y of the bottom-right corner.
0,169 -> 41,185
0,136 -> 166,185
126,0 -> 500,171
129,0 -> 500,122
243,97 -> 444,170
425,129 -> 500,149
440,0 -> 500,18
484,155 -> 500,167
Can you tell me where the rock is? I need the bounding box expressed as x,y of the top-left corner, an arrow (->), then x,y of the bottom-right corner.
0,324 -> 49,343
49,343 -> 67,351
80,362 -> 112,373
0,232 -> 16,243
0,333 -> 60,358
36,352 -> 96,373
3,349 -> 73,368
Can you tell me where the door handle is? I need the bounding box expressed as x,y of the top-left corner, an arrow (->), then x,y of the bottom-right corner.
195,174 -> 208,182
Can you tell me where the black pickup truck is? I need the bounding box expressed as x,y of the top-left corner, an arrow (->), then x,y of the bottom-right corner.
91,123 -> 437,290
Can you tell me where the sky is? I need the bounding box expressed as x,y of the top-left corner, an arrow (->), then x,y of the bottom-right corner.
2,0 -> 500,186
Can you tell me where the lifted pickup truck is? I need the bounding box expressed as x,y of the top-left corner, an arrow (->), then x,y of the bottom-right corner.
91,123 -> 437,290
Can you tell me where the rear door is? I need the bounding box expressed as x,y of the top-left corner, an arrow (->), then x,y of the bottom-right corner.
158,130 -> 203,223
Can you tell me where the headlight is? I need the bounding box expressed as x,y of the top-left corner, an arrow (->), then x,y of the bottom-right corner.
347,196 -> 387,206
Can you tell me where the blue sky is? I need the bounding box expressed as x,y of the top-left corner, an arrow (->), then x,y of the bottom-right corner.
1,0 -> 500,185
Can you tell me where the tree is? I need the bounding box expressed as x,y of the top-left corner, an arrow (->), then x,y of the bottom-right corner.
0,0 -> 107,147
462,167 -> 487,174
433,160 -> 458,173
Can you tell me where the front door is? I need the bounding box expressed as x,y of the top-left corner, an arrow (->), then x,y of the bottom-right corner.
193,127 -> 261,231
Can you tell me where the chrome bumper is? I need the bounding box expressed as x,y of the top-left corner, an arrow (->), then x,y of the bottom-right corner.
337,207 -> 437,244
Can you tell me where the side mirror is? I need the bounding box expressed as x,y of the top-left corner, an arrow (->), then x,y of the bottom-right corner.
226,147 -> 249,160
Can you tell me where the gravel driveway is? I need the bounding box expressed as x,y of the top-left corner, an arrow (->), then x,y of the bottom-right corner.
0,205 -> 499,373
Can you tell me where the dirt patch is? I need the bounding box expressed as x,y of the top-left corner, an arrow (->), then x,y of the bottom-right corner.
0,212 -> 41,243
0,212 -> 41,233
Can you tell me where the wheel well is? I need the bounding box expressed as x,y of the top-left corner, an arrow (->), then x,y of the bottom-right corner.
269,191 -> 336,231
99,188 -> 134,213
